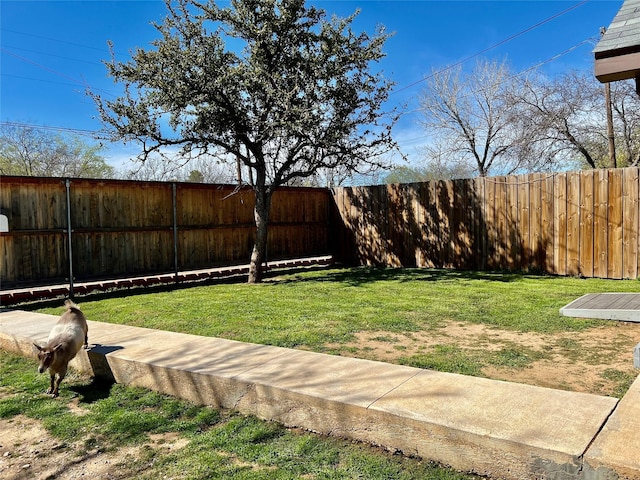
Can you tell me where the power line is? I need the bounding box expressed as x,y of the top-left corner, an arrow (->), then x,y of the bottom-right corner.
1,48 -> 89,87
0,121 -> 100,137
400,34 -> 599,119
391,0 -> 591,96
2,44 -> 105,66
4,31 -> 599,148
0,72 -> 118,97
0,28 -> 112,54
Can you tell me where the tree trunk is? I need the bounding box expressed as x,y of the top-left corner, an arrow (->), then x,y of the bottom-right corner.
248,184 -> 272,283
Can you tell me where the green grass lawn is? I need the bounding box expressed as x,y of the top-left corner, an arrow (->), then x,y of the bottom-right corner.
0,350 -> 481,479
37,267 -> 639,347
8,267 -> 639,478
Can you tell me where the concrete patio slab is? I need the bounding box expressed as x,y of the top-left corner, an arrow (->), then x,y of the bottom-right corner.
560,293 -> 640,322
0,309 -> 633,480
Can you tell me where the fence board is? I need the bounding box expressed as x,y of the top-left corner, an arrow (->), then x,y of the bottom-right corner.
3,168 -> 640,285
541,174 -> 554,274
553,173 -> 567,275
329,168 -> 638,279
387,184 -> 403,267
440,180 -> 455,268
1,176 -> 331,286
517,176 -> 531,270
469,178 -> 484,269
484,178 -> 497,269
529,173 -> 543,271
495,177 -> 508,268
457,179 -> 476,268
593,169 -> 609,278
623,168 -> 639,279
608,169 -> 624,279
566,172 -> 581,276
423,181 -> 438,268
405,184 -> 422,266
579,170 -> 594,277
506,176 -> 519,270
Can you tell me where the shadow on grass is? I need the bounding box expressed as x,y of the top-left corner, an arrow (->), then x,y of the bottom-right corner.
70,376 -> 115,404
282,267 -> 533,286
14,265 -> 334,311
15,266 -> 542,311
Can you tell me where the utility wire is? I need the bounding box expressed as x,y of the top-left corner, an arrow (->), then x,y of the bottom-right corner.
2,44 -> 105,66
0,28 -> 114,54
2,0 -> 595,143
0,121 -> 100,137
1,48 -> 89,88
4,29 -> 598,145
391,0 -> 590,96
400,34 -> 599,119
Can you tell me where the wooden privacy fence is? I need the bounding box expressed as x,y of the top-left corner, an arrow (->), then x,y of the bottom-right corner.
2,167 -> 639,288
0,176 -> 331,287
332,167 -> 640,279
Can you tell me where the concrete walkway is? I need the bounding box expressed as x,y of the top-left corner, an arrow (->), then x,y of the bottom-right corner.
1,309 -> 639,480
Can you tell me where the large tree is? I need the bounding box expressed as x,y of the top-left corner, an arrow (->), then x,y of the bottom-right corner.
514,70 -> 606,169
90,0 -> 398,283
0,123 -> 114,178
610,79 -> 640,167
418,59 -> 527,177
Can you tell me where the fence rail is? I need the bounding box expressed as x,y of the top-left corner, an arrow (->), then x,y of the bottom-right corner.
0,176 -> 331,287
332,167 -> 640,279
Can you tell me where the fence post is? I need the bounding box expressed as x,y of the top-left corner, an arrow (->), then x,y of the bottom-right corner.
65,179 -> 74,297
172,183 -> 179,280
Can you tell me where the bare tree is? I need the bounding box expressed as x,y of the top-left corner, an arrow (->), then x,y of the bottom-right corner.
610,79 -> 640,167
123,152 -> 235,183
418,59 -> 526,177
514,70 -> 608,169
0,123 -> 114,178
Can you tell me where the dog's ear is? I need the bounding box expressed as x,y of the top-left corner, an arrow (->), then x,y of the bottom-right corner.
33,343 -> 43,352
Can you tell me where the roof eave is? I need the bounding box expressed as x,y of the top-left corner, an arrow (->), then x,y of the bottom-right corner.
594,51 -> 640,83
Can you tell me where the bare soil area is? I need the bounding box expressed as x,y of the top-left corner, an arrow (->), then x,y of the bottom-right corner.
323,319 -> 640,397
0,412 -> 187,480
2,319 -> 639,479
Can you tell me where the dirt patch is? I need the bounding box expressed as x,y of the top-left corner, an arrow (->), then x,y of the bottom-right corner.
0,415 -> 187,480
322,320 -> 640,397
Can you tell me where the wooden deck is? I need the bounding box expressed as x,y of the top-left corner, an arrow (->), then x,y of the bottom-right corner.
560,293 -> 640,322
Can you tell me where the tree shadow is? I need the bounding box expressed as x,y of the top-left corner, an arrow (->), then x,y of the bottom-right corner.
329,173 -> 573,278
274,266 -> 529,286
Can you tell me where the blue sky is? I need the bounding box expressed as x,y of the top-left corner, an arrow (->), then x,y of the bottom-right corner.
0,0 -> 623,169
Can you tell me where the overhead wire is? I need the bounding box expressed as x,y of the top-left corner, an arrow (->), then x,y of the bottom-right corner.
390,0 -> 591,96
0,121 -> 100,138
1,0 -> 595,144
395,34 -> 600,148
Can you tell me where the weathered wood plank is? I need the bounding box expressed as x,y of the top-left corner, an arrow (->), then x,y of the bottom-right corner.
608,169 -> 624,279
622,168 -> 639,279
553,173 -> 568,276
579,170 -> 594,277
541,173 -> 554,274
567,172 -> 581,276
593,169 -> 609,278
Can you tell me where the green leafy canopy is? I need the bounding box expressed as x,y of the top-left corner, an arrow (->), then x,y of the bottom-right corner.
91,0 -> 400,186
